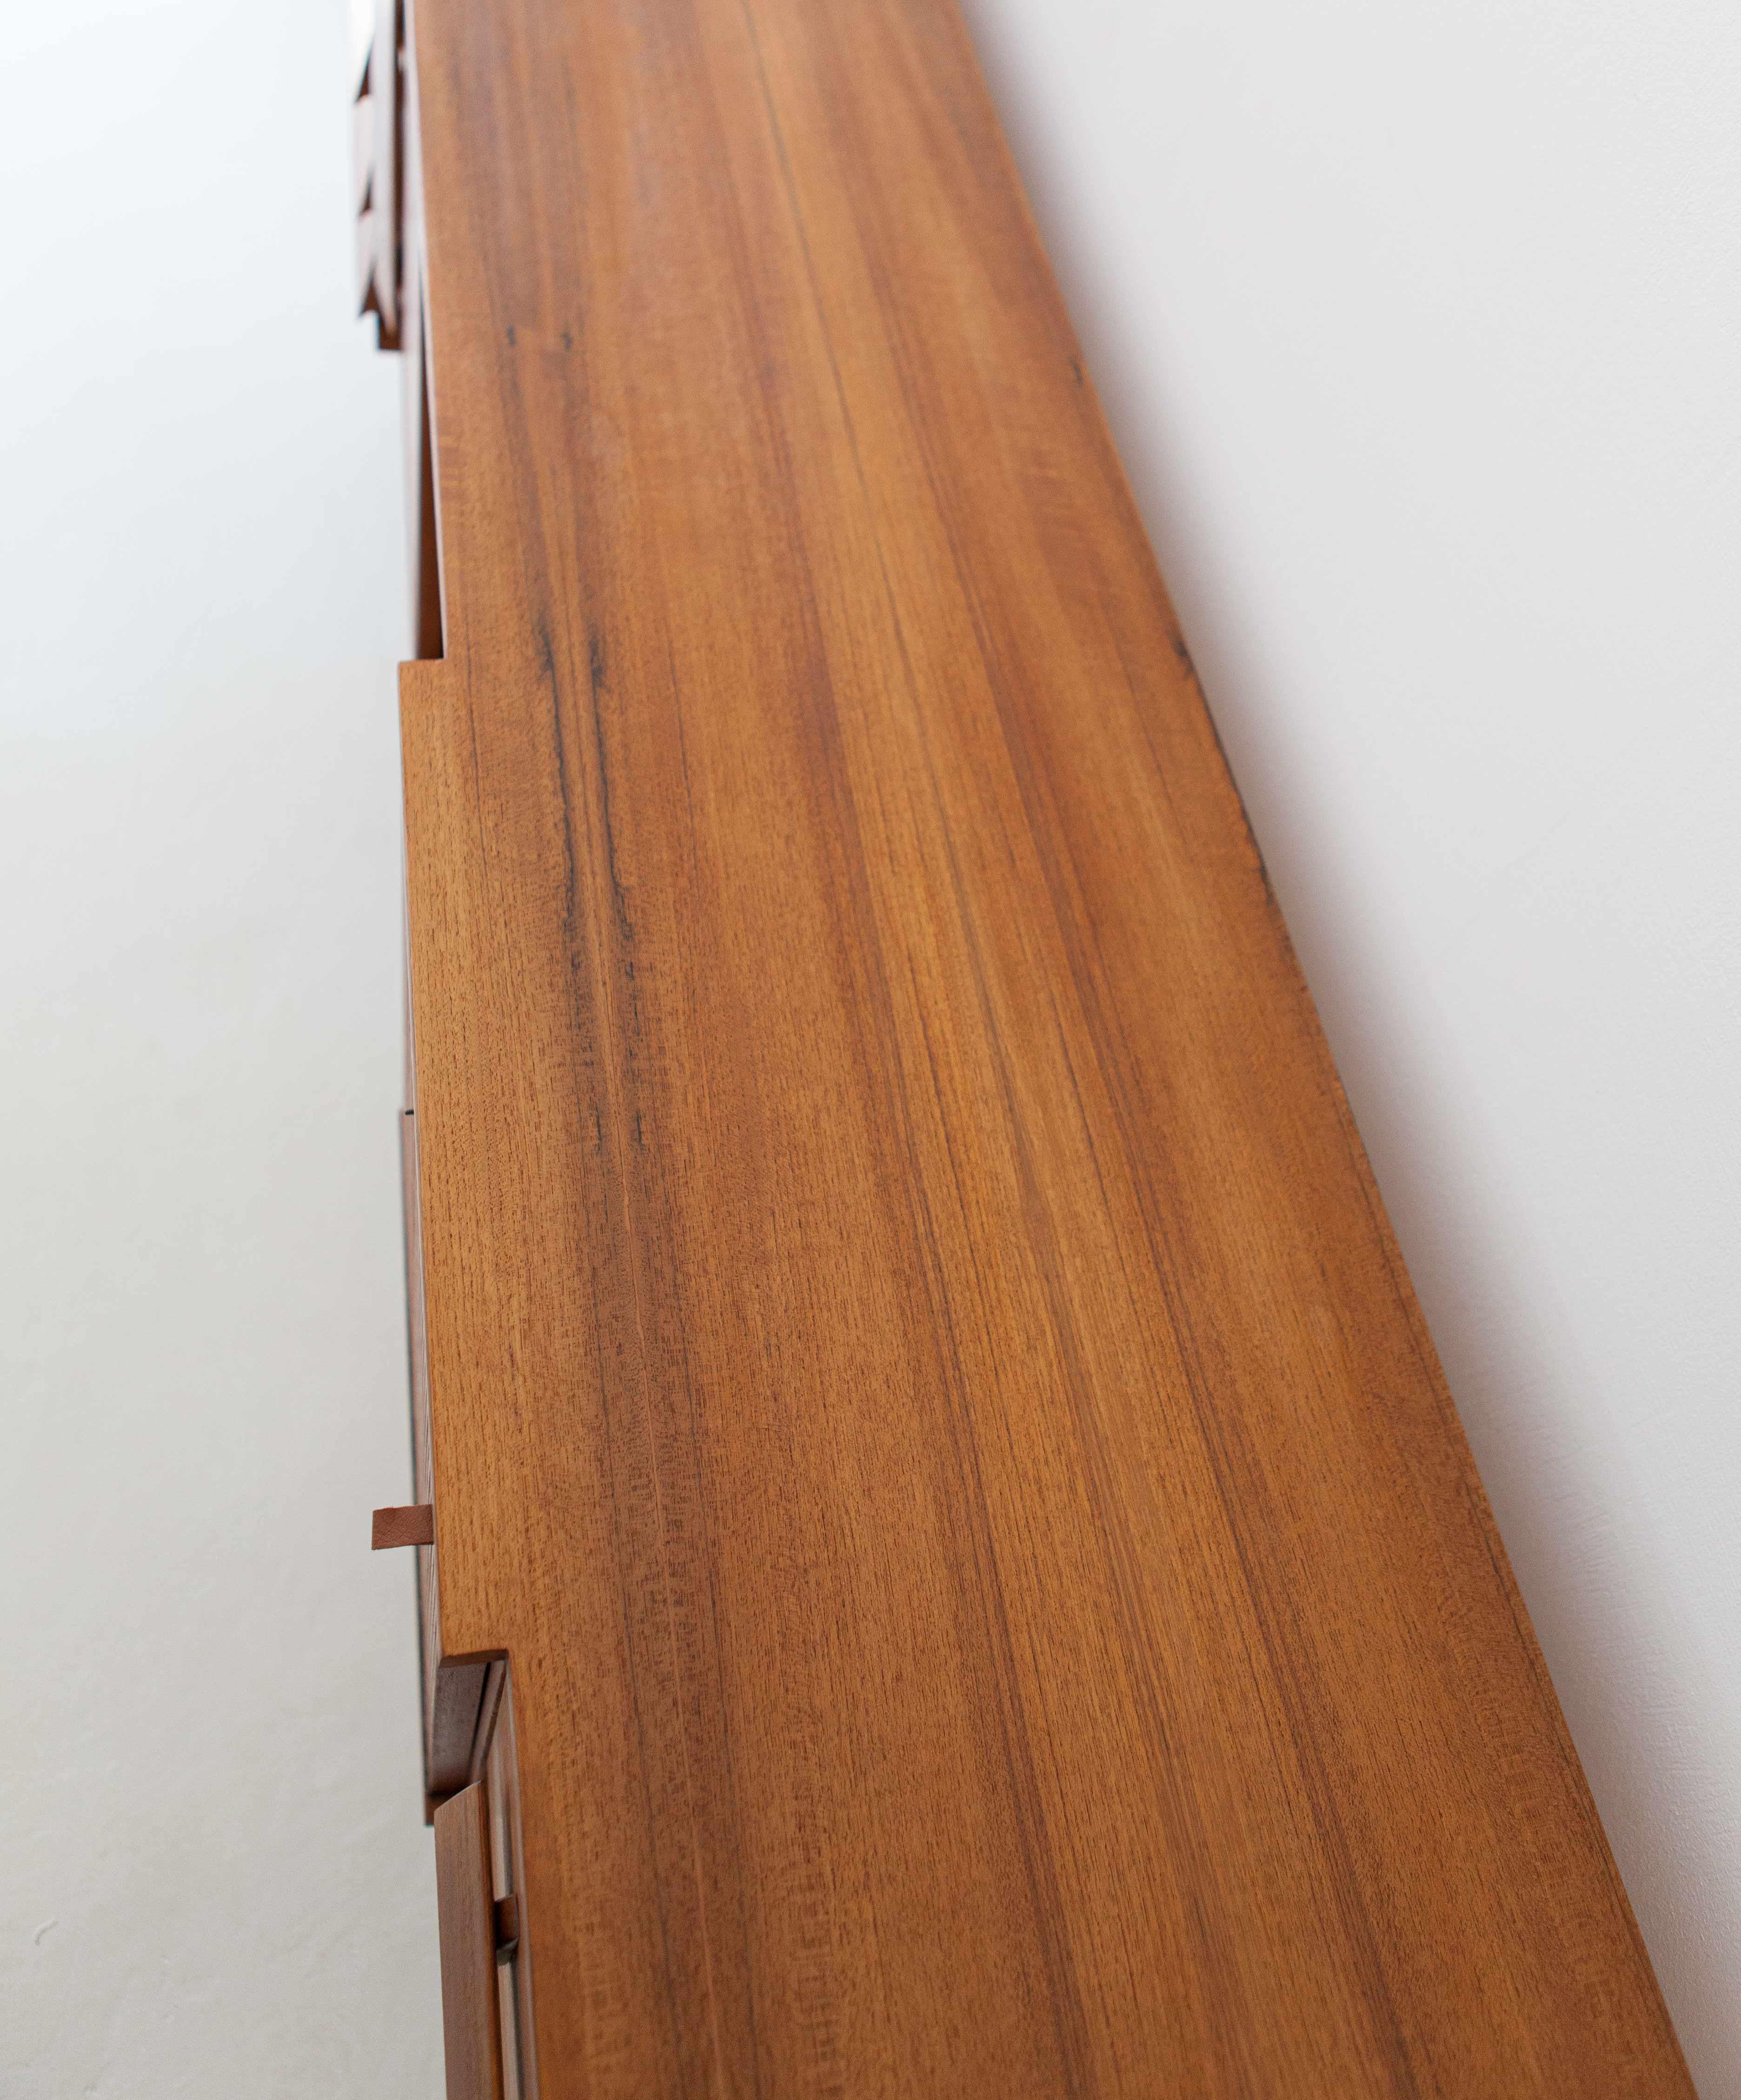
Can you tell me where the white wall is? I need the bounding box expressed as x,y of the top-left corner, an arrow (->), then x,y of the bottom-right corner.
0,1 -> 441,2092
960,0 -> 1741,2089
0,0 -> 1733,2093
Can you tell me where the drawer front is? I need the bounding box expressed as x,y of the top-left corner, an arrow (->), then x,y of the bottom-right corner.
401,1102 -> 493,1810
432,1680 -> 536,2100
350,0 -> 402,348
433,1784 -> 505,2100
484,1674 -> 536,2100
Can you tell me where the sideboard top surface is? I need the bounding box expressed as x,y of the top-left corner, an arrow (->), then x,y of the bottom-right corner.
395,0 -> 1688,2092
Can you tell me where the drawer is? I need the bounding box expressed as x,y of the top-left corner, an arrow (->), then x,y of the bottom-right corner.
482,1673 -> 536,2100
399,1103 -> 494,1814
434,1673 -> 536,2100
350,0 -> 402,349
434,1785 -> 501,2100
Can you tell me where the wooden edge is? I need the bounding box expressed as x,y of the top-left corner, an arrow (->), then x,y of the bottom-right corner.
434,1783 -> 505,2100
488,1671 -> 538,2098
372,1501 -> 435,1549
428,1651 -> 510,1807
469,1659 -> 508,1786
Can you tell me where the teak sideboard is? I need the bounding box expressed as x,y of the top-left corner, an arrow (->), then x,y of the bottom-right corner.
352,2 -> 1693,2094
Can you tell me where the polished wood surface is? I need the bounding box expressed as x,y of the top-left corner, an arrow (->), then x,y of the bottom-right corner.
392,0 -> 1690,2092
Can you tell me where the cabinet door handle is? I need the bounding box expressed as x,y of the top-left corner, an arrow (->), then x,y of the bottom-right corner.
372,1503 -> 434,1549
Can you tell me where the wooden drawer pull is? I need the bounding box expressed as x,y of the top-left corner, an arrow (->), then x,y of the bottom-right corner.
492,1894 -> 520,1958
372,1503 -> 435,1549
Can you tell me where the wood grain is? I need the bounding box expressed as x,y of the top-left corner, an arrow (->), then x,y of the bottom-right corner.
435,1783 -> 507,2100
391,0 -> 1693,2093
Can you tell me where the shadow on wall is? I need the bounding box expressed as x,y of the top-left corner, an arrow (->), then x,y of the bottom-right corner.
958,1 -> 1739,2093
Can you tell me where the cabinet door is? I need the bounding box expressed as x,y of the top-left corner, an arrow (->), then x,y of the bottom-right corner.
402,1103 -> 492,1809
433,1783 -> 505,2100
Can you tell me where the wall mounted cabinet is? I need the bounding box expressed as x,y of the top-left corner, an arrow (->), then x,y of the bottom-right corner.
356,2 -> 1692,2093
